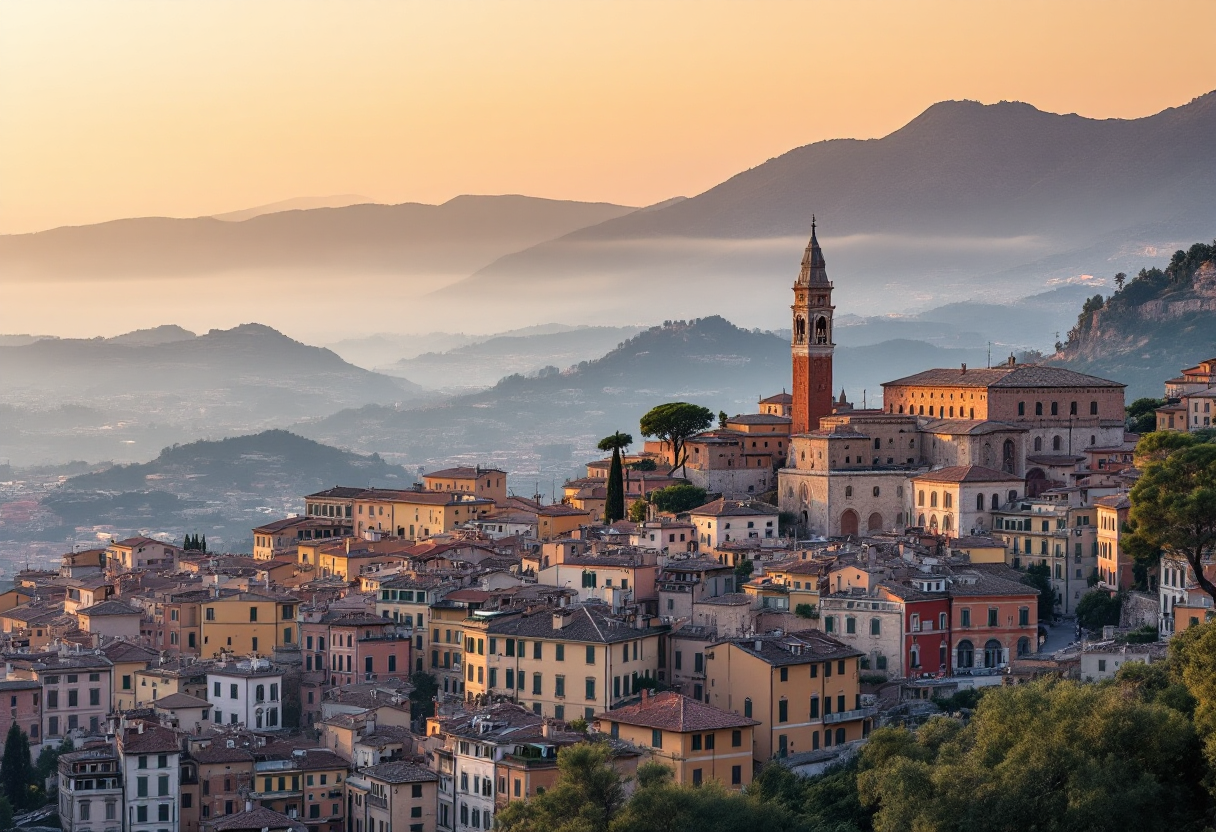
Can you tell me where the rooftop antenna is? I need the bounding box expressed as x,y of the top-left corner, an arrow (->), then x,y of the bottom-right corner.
987,342 -> 992,368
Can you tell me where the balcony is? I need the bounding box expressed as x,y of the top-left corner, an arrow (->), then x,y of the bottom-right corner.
367,794 -> 388,809
823,707 -> 876,725
250,788 -> 303,800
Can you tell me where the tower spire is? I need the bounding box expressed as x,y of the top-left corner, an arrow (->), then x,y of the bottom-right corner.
797,217 -> 828,286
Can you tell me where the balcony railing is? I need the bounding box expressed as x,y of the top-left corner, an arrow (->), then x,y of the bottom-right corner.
823,707 -> 876,725
367,794 -> 388,809
249,788 -> 303,800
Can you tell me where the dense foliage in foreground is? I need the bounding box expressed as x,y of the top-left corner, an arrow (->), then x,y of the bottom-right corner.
499,622 -> 1216,832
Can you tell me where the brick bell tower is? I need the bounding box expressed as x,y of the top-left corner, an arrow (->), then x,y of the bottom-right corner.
791,217 -> 834,434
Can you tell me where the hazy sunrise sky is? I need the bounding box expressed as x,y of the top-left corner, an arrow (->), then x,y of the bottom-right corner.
2,0 -> 1215,235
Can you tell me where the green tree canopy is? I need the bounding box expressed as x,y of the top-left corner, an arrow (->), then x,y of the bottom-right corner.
1021,562 -> 1055,620
857,679 -> 1204,832
408,672 -> 439,720
1074,589 -> 1122,635
1126,397 -> 1165,434
496,742 -> 626,832
639,403 -> 714,477
1125,437 -> 1216,603
648,484 -> 708,515
0,724 -> 34,812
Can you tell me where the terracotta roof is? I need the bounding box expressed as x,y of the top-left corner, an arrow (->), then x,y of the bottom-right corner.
695,593 -> 754,607
206,807 -> 305,832
915,465 -> 1023,484
760,393 -> 793,404
360,760 -> 438,784
102,641 -> 160,663
78,599 -> 141,616
192,743 -> 256,764
154,692 -> 211,709
688,498 -> 777,518
425,466 -> 506,479
119,722 -> 181,754
920,419 -> 1023,436
111,536 -> 171,549
253,516 -> 346,533
487,603 -> 657,644
883,365 -> 1124,389
726,413 -> 792,426
1094,494 -> 1132,509
721,630 -> 861,666
598,692 -> 758,732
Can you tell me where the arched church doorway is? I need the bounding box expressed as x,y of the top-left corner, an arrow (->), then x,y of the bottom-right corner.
840,509 -> 859,537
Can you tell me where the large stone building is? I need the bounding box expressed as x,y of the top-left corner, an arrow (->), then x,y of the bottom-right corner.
776,229 -> 1126,540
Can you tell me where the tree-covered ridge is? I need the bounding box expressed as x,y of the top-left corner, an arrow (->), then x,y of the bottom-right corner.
1063,239 -> 1216,349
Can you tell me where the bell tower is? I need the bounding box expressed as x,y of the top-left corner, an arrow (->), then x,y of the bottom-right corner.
791,217 -> 834,434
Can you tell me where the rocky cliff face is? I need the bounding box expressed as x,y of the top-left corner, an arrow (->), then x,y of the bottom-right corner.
1054,255 -> 1216,397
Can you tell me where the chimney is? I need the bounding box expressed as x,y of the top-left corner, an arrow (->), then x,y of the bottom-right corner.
245,799 -> 253,813
137,722 -> 145,734
960,363 -> 967,374
641,688 -> 650,703
346,538 -> 352,554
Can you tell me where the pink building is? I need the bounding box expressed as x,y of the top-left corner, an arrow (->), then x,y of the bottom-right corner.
327,614 -> 408,687
0,679 -> 42,751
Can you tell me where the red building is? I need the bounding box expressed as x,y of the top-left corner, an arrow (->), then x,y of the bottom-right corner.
948,568 -> 1039,671
880,578 -> 953,677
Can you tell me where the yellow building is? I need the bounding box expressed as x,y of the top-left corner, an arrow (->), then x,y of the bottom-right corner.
423,466 -> 509,504
596,690 -> 758,789
302,487 -> 497,541
252,516 -> 349,560
537,504 -> 593,540
951,535 -> 1008,564
704,631 -> 870,762
462,605 -> 665,722
251,748 -> 349,832
106,536 -> 182,572
134,661 -> 209,706
376,577 -> 460,676
200,592 -> 299,657
102,640 -> 159,710
346,761 -> 439,832
1095,493 -> 1133,591
297,538 -> 410,580
762,558 -> 825,613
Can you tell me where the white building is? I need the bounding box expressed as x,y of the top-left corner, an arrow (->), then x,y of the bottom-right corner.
58,743 -> 123,832
206,658 -> 285,731
117,720 -> 180,832
688,499 -> 780,550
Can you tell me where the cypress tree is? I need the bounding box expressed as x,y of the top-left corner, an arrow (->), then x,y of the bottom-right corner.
200,534 -> 207,553
596,431 -> 633,524
0,723 -> 33,811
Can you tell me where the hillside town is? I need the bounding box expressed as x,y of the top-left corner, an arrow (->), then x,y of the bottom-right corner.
0,227 -> 1212,832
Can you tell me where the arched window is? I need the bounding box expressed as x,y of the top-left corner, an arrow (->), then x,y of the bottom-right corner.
919,406 -> 924,415
918,490 -> 925,506
969,408 -> 975,418
944,493 -> 953,509
1051,402 -> 1058,416
930,492 -> 938,507
1017,637 -> 1031,656
949,406 -> 955,417
1052,436 -> 1062,451
814,316 -> 828,344
845,486 -> 853,498
1090,435 -> 1096,446
984,639 -> 1003,668
917,513 -> 926,527
1035,402 -> 1043,416
872,486 -> 880,497
943,514 -> 952,531
794,316 -> 806,343
957,640 -> 974,668
255,685 -> 265,703
976,493 -> 985,511
743,698 -> 752,718
1002,440 -> 1015,473
898,405 -> 904,413
1034,437 -> 1042,451
910,644 -> 920,668
991,493 -> 1000,510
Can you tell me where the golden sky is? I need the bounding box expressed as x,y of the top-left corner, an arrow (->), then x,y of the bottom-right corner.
1,0 -> 1214,235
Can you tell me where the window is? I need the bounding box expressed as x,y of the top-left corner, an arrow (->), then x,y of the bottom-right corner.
988,608 -> 999,627
692,734 -> 702,751
555,675 -> 565,697
158,803 -> 170,821
779,667 -> 788,682
810,696 -> 820,718
778,699 -> 788,723
1018,607 -> 1029,626
651,729 -> 663,748
586,646 -> 596,664
137,776 -> 149,797
961,609 -> 971,627
743,698 -> 752,718
846,616 -> 856,634
555,643 -> 565,661
585,678 -> 596,700
231,684 -> 239,698
206,607 -> 215,621
122,675 -> 132,690
870,618 -> 881,636
137,806 -> 148,824
732,729 -> 742,747
692,768 -> 703,786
